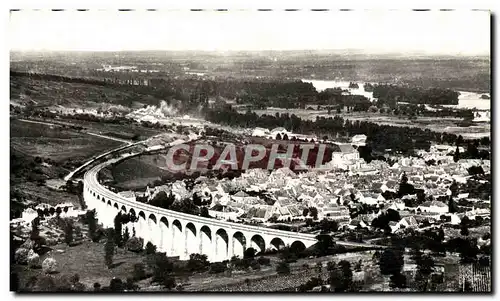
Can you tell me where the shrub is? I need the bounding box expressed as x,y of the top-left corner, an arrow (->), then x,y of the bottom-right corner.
132,263 -> 147,281
42,257 -> 58,274
70,274 -> 80,284
187,253 -> 210,272
35,275 -> 57,291
276,261 -> 290,275
209,262 -> 227,274
27,250 -> 40,268
145,242 -> 157,255
21,239 -> 35,250
15,248 -> 30,264
109,278 -> 124,292
250,261 -> 261,271
126,237 -> 144,253
93,282 -> 101,292
257,256 -> 271,266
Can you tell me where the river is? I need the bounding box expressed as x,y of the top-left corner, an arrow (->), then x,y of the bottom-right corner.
302,79 -> 491,111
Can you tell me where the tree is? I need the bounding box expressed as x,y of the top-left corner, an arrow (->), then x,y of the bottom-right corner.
354,259 -> 362,272
315,234 -> 334,256
302,208 -> 309,217
151,253 -> 176,289
113,213 -> 123,247
309,207 -> 318,220
276,260 -> 290,275
64,219 -> 74,246
84,210 -> 99,242
338,260 -> 353,291
122,227 -> 130,244
132,263 -> 147,281
186,253 -> 210,272
104,229 -> 115,268
415,254 -> 435,291
328,260 -> 354,292
244,247 -> 256,259
320,219 -> 339,233
448,196 -> 458,213
109,278 -> 124,292
200,207 -> 211,218
379,248 -> 405,288
453,146 -> 460,162
145,241 -> 157,255
460,217 -> 470,236
438,228 -> 445,242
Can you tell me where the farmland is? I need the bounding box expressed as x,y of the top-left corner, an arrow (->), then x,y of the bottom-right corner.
239,108 -> 490,139
11,119 -> 124,164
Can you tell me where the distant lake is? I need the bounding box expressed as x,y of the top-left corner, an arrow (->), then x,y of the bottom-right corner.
303,79 -> 491,111
302,79 -> 375,101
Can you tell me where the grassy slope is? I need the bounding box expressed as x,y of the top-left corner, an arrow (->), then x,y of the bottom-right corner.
10,119 -> 123,163
10,74 -> 162,109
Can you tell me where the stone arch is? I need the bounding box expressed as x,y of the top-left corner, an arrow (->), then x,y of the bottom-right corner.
137,211 -> 147,242
171,220 -> 183,257
290,241 -> 306,256
185,223 -> 198,257
199,226 -> 212,258
113,203 -> 119,210
107,200 -> 112,206
232,231 -> 247,258
121,205 -> 127,213
250,234 -> 266,255
215,228 -> 229,262
270,237 -> 285,251
147,213 -> 158,247
159,217 -> 169,253
97,195 -> 100,200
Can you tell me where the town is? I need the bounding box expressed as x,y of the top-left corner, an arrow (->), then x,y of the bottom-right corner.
9,9 -> 491,294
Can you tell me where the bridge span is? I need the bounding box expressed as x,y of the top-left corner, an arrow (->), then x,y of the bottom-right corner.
83,163 -> 319,262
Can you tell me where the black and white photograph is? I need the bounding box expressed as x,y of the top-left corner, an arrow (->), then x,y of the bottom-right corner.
8,8 -> 492,293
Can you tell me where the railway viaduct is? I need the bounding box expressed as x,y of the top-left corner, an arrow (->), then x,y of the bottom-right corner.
83,163 -> 319,262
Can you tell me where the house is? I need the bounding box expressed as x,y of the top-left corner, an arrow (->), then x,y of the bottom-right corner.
351,134 -> 367,147
348,219 -> 368,230
417,201 -> 449,214
209,204 -> 242,220
231,190 -> 251,202
332,143 -> 360,161
252,127 -> 270,137
380,180 -> 398,193
398,216 -> 418,229
319,203 -> 350,224
359,192 -> 380,205
171,181 -> 189,201
267,198 -> 304,221
389,221 -> 400,233
118,191 -> 137,202
21,208 -> 38,224
269,127 -> 292,140
389,201 -> 406,211
245,206 -> 273,222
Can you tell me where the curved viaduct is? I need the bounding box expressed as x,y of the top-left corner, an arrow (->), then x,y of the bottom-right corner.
83,163 -> 318,262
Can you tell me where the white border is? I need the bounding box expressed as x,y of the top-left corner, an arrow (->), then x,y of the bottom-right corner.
2,0 -> 497,300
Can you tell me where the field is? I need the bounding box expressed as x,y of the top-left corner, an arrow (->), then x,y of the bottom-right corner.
13,240 -> 148,290
40,118 -> 167,142
10,75 -> 162,109
240,108 -> 490,139
10,119 -> 124,164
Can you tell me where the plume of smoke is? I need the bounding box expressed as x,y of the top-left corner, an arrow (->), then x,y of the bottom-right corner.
159,100 -> 178,116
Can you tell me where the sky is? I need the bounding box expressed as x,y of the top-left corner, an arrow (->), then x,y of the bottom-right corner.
9,9 -> 491,55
